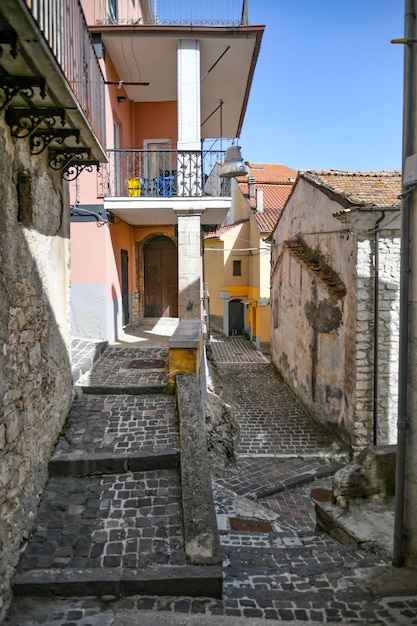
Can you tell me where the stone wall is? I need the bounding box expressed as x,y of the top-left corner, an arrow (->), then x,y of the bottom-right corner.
0,124 -> 73,618
270,178 -> 401,450
355,233 -> 400,447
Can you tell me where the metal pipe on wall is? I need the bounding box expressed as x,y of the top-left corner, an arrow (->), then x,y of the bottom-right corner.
393,0 -> 414,568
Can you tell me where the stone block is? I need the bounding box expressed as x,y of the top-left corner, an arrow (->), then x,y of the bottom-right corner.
333,445 -> 396,506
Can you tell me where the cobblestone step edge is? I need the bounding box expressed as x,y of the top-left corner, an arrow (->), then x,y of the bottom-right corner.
247,461 -> 345,500
48,450 -> 180,478
77,385 -> 169,395
12,565 -> 223,599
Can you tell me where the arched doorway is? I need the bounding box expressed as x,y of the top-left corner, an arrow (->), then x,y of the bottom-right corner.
144,235 -> 178,317
229,299 -> 244,335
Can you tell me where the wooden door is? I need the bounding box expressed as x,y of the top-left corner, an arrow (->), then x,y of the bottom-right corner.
229,299 -> 244,335
144,236 -> 178,317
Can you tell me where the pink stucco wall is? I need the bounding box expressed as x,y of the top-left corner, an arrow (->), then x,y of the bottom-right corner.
71,222 -> 121,301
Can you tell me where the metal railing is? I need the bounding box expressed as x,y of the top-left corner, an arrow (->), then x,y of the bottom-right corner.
99,149 -> 231,198
94,0 -> 247,27
25,0 -> 105,147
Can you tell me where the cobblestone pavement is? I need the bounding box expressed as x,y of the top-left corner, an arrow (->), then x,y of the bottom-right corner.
17,469 -> 185,573
51,393 -> 179,465
5,335 -> 417,625
77,346 -> 170,392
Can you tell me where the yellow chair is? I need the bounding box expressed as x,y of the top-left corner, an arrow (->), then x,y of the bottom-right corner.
127,177 -> 141,196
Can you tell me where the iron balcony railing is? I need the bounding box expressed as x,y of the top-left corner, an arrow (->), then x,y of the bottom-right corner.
99,149 -> 231,198
94,0 -> 248,26
25,0 -> 106,147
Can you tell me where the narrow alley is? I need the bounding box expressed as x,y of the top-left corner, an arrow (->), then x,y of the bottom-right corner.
4,329 -> 417,625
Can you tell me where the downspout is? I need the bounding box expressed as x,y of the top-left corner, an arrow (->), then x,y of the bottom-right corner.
393,0 -> 414,567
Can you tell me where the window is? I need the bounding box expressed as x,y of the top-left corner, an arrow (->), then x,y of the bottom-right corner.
233,260 -> 242,276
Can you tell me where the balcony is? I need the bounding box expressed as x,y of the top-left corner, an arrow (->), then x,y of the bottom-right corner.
0,0 -> 106,167
92,0 -> 248,27
100,149 -> 231,199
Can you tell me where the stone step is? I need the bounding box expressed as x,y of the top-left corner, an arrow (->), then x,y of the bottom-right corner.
13,565 -> 222,600
49,393 -> 179,477
248,461 -> 345,500
76,346 -> 170,392
79,384 -> 168,395
49,450 -> 179,478
13,470 -> 222,600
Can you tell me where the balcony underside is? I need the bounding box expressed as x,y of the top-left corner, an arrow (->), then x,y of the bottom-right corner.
93,24 -> 264,139
0,0 -> 106,168
105,196 -> 231,226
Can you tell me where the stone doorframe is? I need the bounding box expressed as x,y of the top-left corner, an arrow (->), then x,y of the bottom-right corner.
221,292 -> 249,337
132,232 -> 178,323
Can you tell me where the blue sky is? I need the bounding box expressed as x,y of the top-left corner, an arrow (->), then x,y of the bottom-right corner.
240,1 -> 404,172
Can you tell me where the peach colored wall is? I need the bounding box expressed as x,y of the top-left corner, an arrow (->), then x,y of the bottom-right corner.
134,225 -> 176,242
135,102 -> 177,147
108,222 -> 177,298
109,219 -> 135,293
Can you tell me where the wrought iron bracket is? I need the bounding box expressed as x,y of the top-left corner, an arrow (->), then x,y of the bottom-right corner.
30,128 -> 80,155
0,30 -> 18,59
5,107 -> 66,138
49,147 -> 91,172
62,161 -> 99,181
0,76 -> 47,111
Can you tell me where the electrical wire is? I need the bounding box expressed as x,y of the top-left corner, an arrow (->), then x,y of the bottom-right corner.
70,206 -> 109,224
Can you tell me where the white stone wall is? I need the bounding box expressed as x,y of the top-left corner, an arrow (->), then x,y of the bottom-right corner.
0,124 -> 72,617
378,234 -> 400,444
355,239 -> 375,447
355,233 -> 400,446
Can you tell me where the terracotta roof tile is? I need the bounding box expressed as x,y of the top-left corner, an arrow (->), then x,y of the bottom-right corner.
203,219 -> 249,240
301,170 -> 402,208
225,163 -> 299,234
237,162 -> 297,184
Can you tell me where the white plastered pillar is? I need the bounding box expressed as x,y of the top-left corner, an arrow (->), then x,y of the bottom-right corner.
175,40 -> 204,319
174,208 -> 205,319
177,39 -> 201,149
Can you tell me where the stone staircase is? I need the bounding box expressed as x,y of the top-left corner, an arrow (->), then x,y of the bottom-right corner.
12,345 -> 222,600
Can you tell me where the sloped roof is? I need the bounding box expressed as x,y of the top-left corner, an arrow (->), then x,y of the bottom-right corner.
203,219 -> 249,240
239,162 -> 297,184
300,170 -> 402,209
237,163 -> 297,233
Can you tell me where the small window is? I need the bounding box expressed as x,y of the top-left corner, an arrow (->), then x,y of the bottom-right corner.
233,260 -> 242,276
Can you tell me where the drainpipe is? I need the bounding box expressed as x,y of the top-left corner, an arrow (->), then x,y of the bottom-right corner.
393,0 -> 414,568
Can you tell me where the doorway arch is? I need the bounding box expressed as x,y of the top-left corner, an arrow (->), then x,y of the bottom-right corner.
229,299 -> 244,335
143,235 -> 178,317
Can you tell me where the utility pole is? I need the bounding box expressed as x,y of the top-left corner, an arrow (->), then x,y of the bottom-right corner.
394,0 -> 417,568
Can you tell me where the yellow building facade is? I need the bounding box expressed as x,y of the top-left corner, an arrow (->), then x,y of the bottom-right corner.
204,163 -> 297,352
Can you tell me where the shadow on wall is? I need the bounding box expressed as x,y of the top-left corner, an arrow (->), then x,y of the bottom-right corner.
0,157 -> 73,618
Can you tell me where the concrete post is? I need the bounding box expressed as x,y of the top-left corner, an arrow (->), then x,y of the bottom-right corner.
395,0 -> 417,567
175,208 -> 205,319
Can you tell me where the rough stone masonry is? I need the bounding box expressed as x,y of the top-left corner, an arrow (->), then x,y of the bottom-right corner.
0,121 -> 73,620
